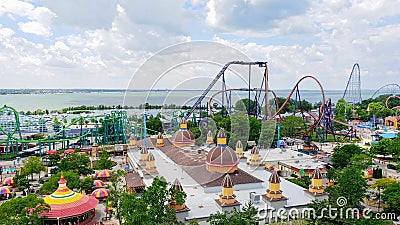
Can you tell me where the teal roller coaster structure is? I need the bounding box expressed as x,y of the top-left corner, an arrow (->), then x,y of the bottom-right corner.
0,105 -> 129,156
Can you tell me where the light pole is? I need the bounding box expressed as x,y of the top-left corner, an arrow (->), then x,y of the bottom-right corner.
57,217 -> 60,225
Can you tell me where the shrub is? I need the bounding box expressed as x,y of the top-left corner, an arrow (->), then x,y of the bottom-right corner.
387,164 -> 396,170
0,154 -> 17,160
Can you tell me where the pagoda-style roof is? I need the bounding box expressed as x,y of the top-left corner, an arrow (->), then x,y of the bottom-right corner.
312,167 -> 323,179
41,174 -> 98,219
236,140 -> 243,148
222,174 -> 233,188
217,128 -> 226,139
250,146 -> 259,154
140,147 -> 148,154
147,152 -> 155,161
269,170 -> 280,184
172,178 -> 183,192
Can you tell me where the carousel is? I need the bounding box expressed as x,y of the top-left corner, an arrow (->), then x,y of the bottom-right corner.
41,174 -> 98,225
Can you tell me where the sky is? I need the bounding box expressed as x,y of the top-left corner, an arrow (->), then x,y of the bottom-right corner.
0,0 -> 399,91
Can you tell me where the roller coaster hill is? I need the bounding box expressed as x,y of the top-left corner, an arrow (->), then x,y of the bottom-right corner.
182,61 -> 356,143
0,105 -> 128,157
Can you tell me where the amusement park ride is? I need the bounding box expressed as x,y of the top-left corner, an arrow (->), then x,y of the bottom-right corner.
2,61 -> 400,156
0,105 -> 128,156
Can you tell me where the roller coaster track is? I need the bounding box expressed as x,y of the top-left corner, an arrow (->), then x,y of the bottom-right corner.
385,95 -> 400,110
208,75 -> 326,136
0,105 -> 127,146
271,76 -> 325,135
343,63 -> 362,104
0,105 -> 22,141
184,61 -> 268,120
371,83 -> 400,99
207,88 -> 280,118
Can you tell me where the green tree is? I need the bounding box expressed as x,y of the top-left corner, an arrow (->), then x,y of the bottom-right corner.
146,114 -> 163,135
207,201 -> 258,225
350,153 -> 372,170
382,182 -> 400,215
328,166 -> 367,209
368,102 -> 394,118
119,176 -> 182,225
141,177 -> 175,224
80,176 -> 94,194
335,98 -> 355,121
107,170 -> 126,224
370,138 -> 392,157
248,116 -> 261,143
39,171 -> 80,195
372,178 -> 397,211
58,152 -> 93,175
94,151 -> 113,170
280,115 -> 306,137
388,136 -> 400,160
372,178 -> 397,190
331,144 -> 364,169
275,97 -> 295,114
16,177 -> 30,195
0,194 -> 49,225
48,154 -> 60,166
22,156 -> 45,181
119,193 -> 150,224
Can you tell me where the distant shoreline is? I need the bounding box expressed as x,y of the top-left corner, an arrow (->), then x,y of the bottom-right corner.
0,88 -> 373,95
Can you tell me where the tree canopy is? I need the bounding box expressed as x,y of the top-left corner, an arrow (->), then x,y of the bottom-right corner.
327,166 -> 368,209
370,138 -> 392,157
93,151 -> 114,170
207,202 -> 258,225
39,171 -> 80,195
117,176 -> 186,225
331,144 -> 364,169
21,156 -> 45,180
0,194 -> 49,225
382,182 -> 400,215
58,152 -> 93,175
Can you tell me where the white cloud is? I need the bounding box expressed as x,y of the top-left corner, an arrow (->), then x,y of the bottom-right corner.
0,25 -> 14,37
18,21 -> 52,36
0,0 -> 399,92
0,0 -> 55,37
205,0 -> 310,35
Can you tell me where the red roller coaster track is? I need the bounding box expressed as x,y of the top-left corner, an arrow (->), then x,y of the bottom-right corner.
208,75 -> 326,136
385,95 -> 400,110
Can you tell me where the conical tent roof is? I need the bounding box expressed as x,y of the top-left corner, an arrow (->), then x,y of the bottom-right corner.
42,173 -> 98,219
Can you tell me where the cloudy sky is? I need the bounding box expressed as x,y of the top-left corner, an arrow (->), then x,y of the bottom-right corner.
1,0 -> 399,91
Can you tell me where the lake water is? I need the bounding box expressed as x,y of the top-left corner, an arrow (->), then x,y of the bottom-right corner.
0,89 -> 378,112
